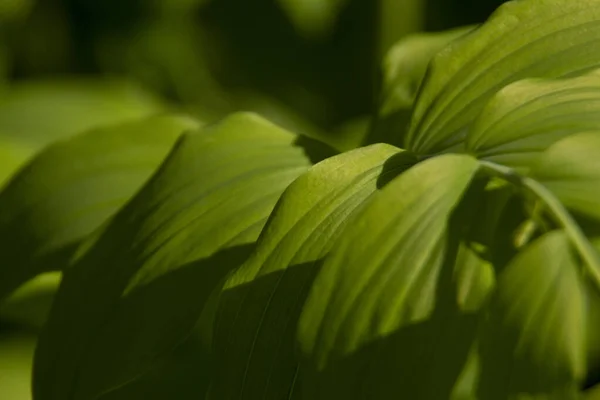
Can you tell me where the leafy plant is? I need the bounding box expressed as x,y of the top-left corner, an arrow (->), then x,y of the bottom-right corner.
3,0 -> 600,399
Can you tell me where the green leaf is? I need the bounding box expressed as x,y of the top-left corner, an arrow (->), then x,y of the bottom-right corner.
276,0 -> 348,38
0,271 -> 61,330
0,136 -> 34,187
369,25 -> 476,147
0,332 -> 37,400
407,0 -> 600,155
209,144 -> 416,399
33,113 -> 334,400
0,0 -> 34,21
529,131 -> 600,222
467,71 -> 600,173
477,231 -> 586,399
380,26 -> 477,117
0,114 -> 198,301
587,384 -> 600,399
297,154 -> 482,399
0,79 -> 163,151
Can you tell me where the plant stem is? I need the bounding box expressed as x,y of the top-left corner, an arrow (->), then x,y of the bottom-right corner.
479,160 -> 600,292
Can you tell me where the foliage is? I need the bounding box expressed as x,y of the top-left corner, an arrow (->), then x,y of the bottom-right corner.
1,0 -> 600,399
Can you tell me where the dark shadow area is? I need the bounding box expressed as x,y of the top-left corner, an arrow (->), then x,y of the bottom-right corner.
200,0 -> 378,128
364,108 -> 413,149
425,0 -> 507,31
375,150 -> 419,188
293,135 -> 339,165
69,243 -> 255,400
210,259 -> 324,399
0,240 -> 77,303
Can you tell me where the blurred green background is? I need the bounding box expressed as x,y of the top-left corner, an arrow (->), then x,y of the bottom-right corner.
0,0 -> 506,398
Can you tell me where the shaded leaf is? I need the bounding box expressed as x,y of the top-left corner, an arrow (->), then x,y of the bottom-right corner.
369,26 -> 476,147
276,0 -> 349,38
407,0 -> 600,155
210,144 -> 416,399
0,271 -> 60,330
0,114 -> 198,301
380,26 -> 477,116
477,231 -> 586,399
0,136 -> 34,187
0,79 -> 163,150
33,112 -> 334,400
587,384 -> 600,399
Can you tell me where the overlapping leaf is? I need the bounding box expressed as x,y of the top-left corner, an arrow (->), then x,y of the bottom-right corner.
529,131 -> 600,222
406,0 -> 600,155
33,113 -> 334,400
369,26 -> 476,147
0,114 -> 198,301
297,154 -> 487,399
477,231 -> 586,399
209,144 -> 416,399
467,71 -> 600,173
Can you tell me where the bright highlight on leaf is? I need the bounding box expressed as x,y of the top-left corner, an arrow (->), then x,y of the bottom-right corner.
467,71 -> 600,172
210,144 -> 415,399
32,113 -> 334,400
1,0 -> 600,398
406,0 -> 600,155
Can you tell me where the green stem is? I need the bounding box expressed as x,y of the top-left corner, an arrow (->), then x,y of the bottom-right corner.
479,160 -> 600,292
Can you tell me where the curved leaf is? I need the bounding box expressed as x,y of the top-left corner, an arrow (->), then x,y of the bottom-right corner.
407,0 -> 600,155
530,131 -> 600,222
369,26 -> 476,147
467,71 -> 600,172
297,154 -> 483,399
380,26 -> 477,117
0,271 -> 61,329
0,114 -> 198,301
209,144 -> 416,399
33,112 -> 334,400
0,79 -> 163,150
477,231 -> 586,399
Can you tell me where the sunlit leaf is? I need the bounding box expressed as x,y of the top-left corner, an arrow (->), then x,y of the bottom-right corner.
297,154 -> 483,399
33,113 -> 334,400
407,0 -> 600,155
209,144 -> 415,399
467,71 -> 600,172
529,131 -> 600,222
0,114 -> 197,301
